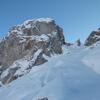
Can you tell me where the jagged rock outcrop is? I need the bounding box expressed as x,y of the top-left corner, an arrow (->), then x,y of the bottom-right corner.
74,39 -> 81,46
85,29 -> 100,46
0,18 -> 65,84
76,39 -> 81,46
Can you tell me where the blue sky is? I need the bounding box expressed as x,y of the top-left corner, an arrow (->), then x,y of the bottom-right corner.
0,0 -> 100,42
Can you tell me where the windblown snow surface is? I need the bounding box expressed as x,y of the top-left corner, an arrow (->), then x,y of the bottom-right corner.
0,43 -> 100,100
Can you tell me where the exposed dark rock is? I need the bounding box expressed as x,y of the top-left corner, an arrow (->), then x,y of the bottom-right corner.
85,30 -> 100,46
75,39 -> 81,46
38,97 -> 48,100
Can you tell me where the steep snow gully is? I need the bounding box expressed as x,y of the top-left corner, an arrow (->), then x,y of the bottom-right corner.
0,44 -> 100,100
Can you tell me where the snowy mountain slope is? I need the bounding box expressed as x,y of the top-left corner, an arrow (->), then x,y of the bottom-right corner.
0,44 -> 100,100
83,41 -> 100,74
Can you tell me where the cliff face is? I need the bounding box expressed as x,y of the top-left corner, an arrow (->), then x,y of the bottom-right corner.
0,18 -> 65,84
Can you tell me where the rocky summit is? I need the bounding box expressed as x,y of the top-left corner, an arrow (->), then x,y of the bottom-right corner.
0,18 -> 65,84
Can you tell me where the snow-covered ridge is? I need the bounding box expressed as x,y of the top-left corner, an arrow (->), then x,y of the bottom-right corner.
6,18 -> 57,43
6,18 -> 55,37
23,18 -> 54,24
